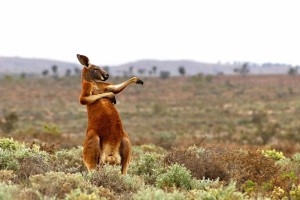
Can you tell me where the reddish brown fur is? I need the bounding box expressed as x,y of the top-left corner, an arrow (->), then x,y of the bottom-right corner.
77,54 -> 143,175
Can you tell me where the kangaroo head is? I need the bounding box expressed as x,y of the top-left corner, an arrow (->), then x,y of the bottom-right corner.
77,54 -> 109,83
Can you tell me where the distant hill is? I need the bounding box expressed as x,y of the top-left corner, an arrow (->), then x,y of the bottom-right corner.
0,56 -> 80,76
0,56 -> 293,77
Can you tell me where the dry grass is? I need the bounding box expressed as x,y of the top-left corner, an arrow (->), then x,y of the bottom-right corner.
1,75 -> 300,151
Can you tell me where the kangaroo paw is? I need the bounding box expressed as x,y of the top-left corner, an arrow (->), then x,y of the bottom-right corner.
136,79 -> 144,85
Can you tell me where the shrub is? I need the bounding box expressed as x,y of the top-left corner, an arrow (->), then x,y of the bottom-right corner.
0,170 -> 15,183
140,144 -> 166,154
270,186 -> 286,200
251,111 -> 279,145
30,172 -> 94,199
292,153 -> 300,162
18,188 -> 42,200
0,112 -> 19,133
0,138 -> 22,150
130,152 -> 165,184
260,149 -> 286,161
273,171 -> 298,192
290,185 -> 300,200
86,165 -> 143,194
17,155 -> 50,181
0,182 -> 19,200
43,123 -> 61,136
166,147 -> 282,189
65,188 -> 107,200
221,150 -> 279,187
0,138 -> 49,178
156,164 -> 192,190
241,180 -> 257,194
188,182 -> 244,200
165,147 -> 228,181
190,178 -> 220,190
133,187 -> 185,200
0,149 -> 20,171
160,71 -> 170,79
152,131 -> 176,149
51,147 -> 85,173
187,145 -> 206,157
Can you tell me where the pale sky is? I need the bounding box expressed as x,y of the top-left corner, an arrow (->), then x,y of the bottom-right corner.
1,0 -> 299,65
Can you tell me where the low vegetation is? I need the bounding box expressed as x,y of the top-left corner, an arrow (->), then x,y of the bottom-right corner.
1,75 -> 300,199
0,138 -> 300,199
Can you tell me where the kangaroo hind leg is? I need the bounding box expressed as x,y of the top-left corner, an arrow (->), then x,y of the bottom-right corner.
120,136 -> 131,175
83,130 -> 100,171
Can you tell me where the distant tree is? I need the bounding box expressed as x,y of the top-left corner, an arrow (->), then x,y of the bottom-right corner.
178,66 -> 186,76
152,66 -> 157,74
138,68 -> 146,76
42,70 -> 49,77
234,62 -> 250,76
51,65 -> 58,74
51,65 -> 58,78
160,71 -> 170,79
65,69 -> 71,77
217,71 -> 224,76
20,72 -> 26,79
129,66 -> 133,75
288,66 -> 298,76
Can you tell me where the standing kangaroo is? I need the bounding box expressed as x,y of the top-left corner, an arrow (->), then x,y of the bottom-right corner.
77,54 -> 143,175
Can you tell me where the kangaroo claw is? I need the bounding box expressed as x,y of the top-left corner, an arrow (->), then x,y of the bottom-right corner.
136,79 -> 144,85
111,96 -> 117,104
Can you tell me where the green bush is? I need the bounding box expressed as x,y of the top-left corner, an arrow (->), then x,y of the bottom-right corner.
0,182 -> 19,200
51,147 -> 84,173
260,149 -> 285,161
270,186 -> 287,200
30,172 -> 94,199
187,145 -> 206,157
86,165 -> 143,194
18,188 -> 42,200
65,188 -> 107,200
133,187 -> 185,200
188,182 -> 244,200
140,144 -> 166,154
292,153 -> 300,162
17,155 -> 50,181
0,138 -> 25,151
290,185 -> 300,200
0,149 -> 20,171
130,152 -> 165,184
0,138 -> 49,178
0,170 -> 15,184
191,178 -> 220,190
152,131 -> 177,149
0,112 -> 19,133
165,147 -> 228,181
43,123 -> 61,136
156,164 -> 192,190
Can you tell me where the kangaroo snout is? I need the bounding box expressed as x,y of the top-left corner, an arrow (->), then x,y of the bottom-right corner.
103,73 -> 109,81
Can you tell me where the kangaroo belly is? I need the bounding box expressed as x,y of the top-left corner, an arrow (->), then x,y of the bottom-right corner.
86,98 -> 124,166
87,99 -> 123,135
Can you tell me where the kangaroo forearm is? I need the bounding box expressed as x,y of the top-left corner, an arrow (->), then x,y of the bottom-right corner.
107,78 -> 136,94
80,93 -> 112,105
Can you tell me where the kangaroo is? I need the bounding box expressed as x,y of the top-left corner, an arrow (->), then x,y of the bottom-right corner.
77,54 -> 143,175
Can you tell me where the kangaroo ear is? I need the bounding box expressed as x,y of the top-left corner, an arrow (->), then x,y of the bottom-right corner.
77,54 -> 89,68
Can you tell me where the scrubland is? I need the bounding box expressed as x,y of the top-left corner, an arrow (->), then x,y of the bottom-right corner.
1,75 -> 300,199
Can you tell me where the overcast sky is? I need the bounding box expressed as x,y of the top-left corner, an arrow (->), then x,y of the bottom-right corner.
0,0 -> 299,65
